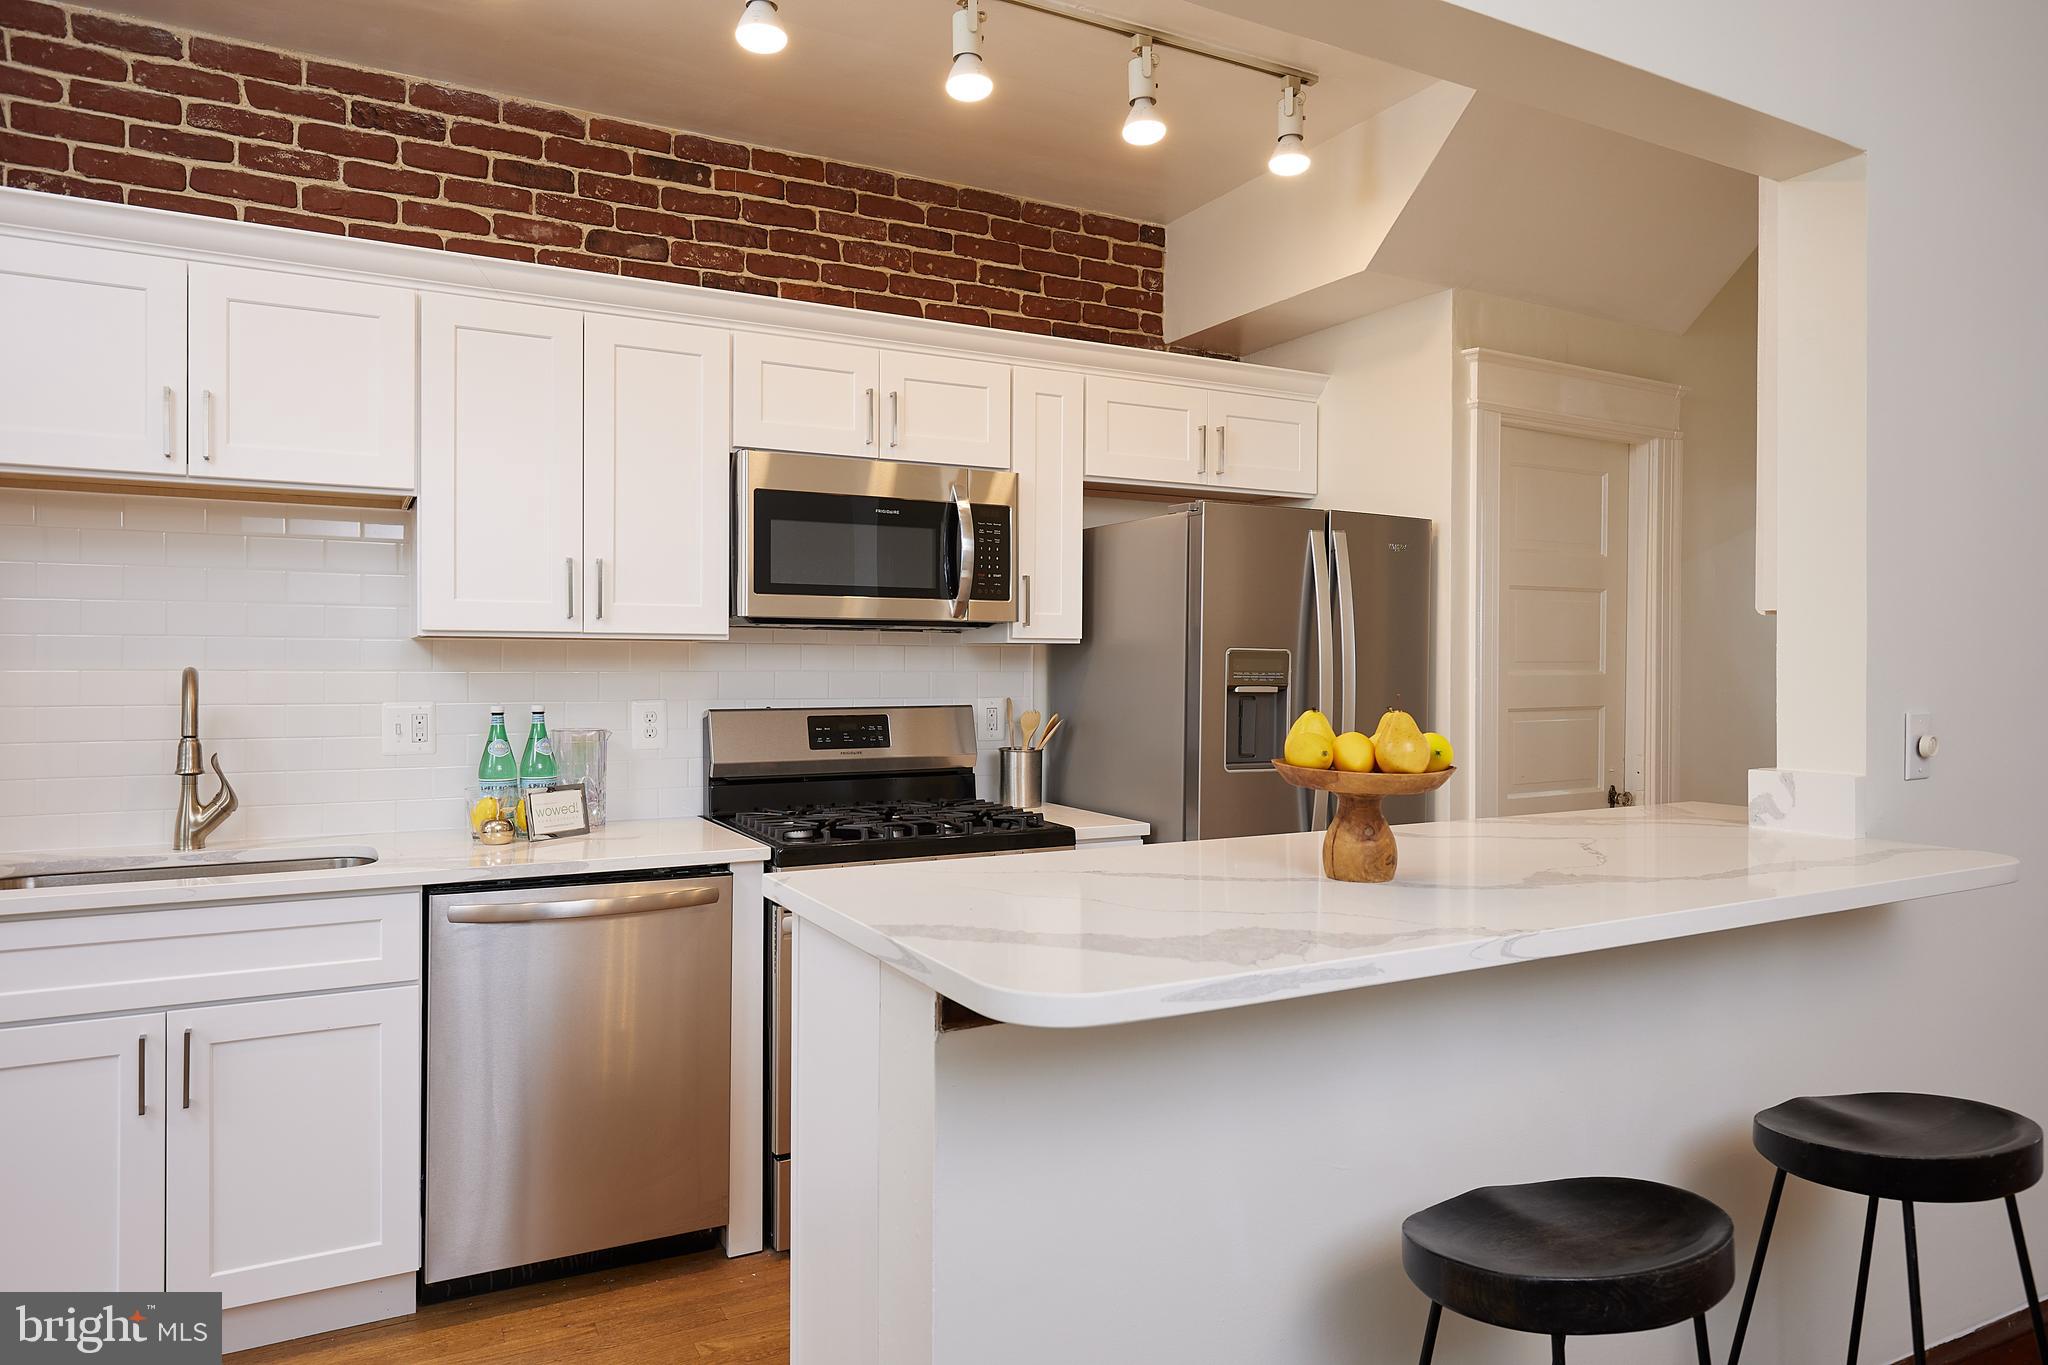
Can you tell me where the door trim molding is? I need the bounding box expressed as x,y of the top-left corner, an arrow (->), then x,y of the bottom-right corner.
1462,348 -> 1685,817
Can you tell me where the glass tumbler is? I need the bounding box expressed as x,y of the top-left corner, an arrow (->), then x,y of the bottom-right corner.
553,727 -> 611,828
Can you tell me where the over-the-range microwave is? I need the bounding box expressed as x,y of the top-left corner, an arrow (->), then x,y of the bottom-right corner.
732,448 -> 1018,627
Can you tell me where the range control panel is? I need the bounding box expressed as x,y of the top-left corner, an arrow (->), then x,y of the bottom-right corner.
969,506 -> 1013,602
807,713 -> 891,750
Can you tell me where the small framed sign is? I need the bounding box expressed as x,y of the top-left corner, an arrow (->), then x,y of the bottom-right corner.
526,783 -> 591,839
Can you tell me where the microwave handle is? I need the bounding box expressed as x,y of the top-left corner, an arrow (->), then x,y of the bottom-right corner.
949,483 -> 975,620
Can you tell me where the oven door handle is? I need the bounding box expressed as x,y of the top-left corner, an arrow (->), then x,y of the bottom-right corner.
949,482 -> 976,620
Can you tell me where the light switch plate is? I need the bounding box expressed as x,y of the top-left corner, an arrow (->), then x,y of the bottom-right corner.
380,703 -> 435,755
631,699 -> 668,751
1904,710 -> 1935,780
974,697 -> 1007,745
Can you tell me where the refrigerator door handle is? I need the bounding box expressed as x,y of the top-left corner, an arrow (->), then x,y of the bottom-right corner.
1307,529 -> 1334,832
1331,528 -> 1358,735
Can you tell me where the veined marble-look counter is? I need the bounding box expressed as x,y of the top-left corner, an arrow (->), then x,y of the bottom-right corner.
765,802 -> 2018,1028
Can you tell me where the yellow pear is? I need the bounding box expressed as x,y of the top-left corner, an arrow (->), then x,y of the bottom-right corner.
1332,731 -> 1376,773
1296,709 -> 1335,738
1423,732 -> 1454,772
1374,709 -> 1430,774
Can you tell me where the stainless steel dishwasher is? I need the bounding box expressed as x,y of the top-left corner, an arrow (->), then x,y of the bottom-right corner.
424,869 -> 732,1292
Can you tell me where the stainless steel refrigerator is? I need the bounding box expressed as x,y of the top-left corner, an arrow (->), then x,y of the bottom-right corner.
1047,501 -> 1433,840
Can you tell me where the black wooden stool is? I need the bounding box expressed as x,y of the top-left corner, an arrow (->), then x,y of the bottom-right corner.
1402,1176 -> 1735,1362
1727,1092 -> 2048,1365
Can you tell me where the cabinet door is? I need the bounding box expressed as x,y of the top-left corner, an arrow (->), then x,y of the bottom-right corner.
167,986 -> 420,1309
732,332 -> 878,457
1208,391 -> 1318,497
0,1013 -> 166,1292
0,238 -> 185,476
418,295 -> 584,634
1010,368 -> 1084,643
189,264 -> 416,492
585,314 -> 732,638
1083,376 -> 1207,486
879,350 -> 1011,468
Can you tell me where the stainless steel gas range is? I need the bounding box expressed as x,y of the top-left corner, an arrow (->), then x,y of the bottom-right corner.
704,703 -> 1074,1249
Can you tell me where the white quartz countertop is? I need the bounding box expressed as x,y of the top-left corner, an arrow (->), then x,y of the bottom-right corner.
764,803 -> 2019,1028
1034,803 -> 1149,842
0,818 -> 770,918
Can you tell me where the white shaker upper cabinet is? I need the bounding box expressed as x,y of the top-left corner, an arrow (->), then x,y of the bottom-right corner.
584,314 -> 732,638
0,1013 -> 167,1293
0,237 -> 185,477
166,986 -> 420,1310
1206,391 -> 1318,498
1083,376 -> 1207,486
879,350 -> 1011,468
418,295 -> 585,635
1009,367 -> 1084,643
733,332 -> 878,458
188,264 -> 416,493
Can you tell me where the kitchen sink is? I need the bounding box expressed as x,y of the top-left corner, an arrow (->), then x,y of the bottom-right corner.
0,853 -> 378,891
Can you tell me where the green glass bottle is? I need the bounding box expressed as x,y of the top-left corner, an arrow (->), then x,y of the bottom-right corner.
519,708 -> 557,804
477,708 -> 519,811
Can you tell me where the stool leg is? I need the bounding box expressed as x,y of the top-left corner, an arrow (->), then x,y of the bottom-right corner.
1416,1302 -> 1441,1365
1728,1167 -> 1787,1365
1846,1196 -> 1879,1365
1694,1315 -> 1712,1365
2004,1196 -> 2048,1363
1551,1333 -> 1566,1364
1902,1201 -> 1928,1365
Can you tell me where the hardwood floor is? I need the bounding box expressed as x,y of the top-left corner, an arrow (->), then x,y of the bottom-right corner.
234,1246 -> 2034,1365
231,1250 -> 787,1364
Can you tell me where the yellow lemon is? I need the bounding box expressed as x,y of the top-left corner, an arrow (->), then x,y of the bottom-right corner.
513,797 -> 528,834
470,796 -> 499,833
1283,727 -> 1334,769
1332,732 -> 1376,773
1424,733 -> 1454,772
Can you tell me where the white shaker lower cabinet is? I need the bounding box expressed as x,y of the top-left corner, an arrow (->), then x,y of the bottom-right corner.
1206,390 -> 1318,497
418,295 -> 585,635
1083,375 -> 1208,486
188,264 -> 416,493
879,349 -> 1011,468
0,237 -> 186,477
584,315 -> 732,638
0,1013 -> 167,1292
166,986 -> 420,1309
1009,368 -> 1084,643
733,332 -> 878,458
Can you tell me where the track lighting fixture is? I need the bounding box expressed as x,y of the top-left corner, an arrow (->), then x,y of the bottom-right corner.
1121,39 -> 1165,147
735,0 -> 787,55
946,3 -> 994,102
1269,77 -> 1309,176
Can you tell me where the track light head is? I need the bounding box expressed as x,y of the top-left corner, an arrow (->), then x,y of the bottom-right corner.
1269,79 -> 1309,176
1122,40 -> 1165,146
735,0 -> 787,55
946,4 -> 993,102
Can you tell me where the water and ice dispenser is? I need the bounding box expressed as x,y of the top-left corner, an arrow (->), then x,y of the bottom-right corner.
1223,648 -> 1292,770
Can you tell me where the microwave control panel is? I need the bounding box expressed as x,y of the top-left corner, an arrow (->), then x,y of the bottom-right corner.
969,506 -> 1012,601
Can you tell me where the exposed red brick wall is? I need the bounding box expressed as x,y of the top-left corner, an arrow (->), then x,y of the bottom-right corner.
0,1 -> 1167,347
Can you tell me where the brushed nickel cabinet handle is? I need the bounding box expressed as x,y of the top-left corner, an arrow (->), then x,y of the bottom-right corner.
566,557 -> 575,620
864,387 -> 876,445
181,1029 -> 192,1110
1197,423 -> 1208,474
1021,573 -> 1032,627
595,558 -> 604,621
201,390 -> 216,461
161,386 -> 176,461
137,1035 -> 146,1117
889,390 -> 901,447
1217,423 -> 1226,473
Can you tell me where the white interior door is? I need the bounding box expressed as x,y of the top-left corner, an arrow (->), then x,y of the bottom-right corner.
188,264 -> 416,492
1208,392 -> 1317,496
1493,425 -> 1631,816
879,350 -> 1010,468
733,332 -> 878,457
1083,376 -> 1206,486
0,238 -> 185,476
584,314 -> 732,637
417,295 -> 584,634
1009,367 -> 1083,643
0,1013 -> 166,1292
167,986 -> 420,1309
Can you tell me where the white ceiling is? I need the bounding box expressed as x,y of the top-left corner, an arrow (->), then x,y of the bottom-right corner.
100,0 -> 1437,222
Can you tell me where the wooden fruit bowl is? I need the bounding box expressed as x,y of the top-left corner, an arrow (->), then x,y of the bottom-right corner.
1271,761 -> 1455,883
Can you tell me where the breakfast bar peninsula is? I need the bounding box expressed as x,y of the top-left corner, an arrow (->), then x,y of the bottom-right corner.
765,803 -> 2016,1365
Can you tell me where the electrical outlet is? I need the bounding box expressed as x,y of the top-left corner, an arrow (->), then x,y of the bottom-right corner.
631,699 -> 668,751
974,697 -> 1007,745
379,703 -> 435,755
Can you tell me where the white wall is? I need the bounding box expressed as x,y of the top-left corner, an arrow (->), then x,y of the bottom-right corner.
0,487 -> 1040,853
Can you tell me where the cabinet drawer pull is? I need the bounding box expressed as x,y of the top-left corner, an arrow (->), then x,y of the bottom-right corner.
181,1029 -> 192,1110
137,1035 -> 146,1117
161,386 -> 176,461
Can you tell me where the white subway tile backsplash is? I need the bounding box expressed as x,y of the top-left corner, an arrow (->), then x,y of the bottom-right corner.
0,488 -> 1042,853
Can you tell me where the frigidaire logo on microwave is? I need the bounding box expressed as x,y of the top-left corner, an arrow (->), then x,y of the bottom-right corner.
4,1294 -> 221,1361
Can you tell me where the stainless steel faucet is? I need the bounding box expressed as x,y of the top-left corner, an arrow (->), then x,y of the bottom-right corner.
173,666 -> 237,851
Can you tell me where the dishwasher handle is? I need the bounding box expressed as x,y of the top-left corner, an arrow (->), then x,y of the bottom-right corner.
445,885 -> 722,924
